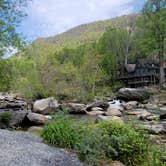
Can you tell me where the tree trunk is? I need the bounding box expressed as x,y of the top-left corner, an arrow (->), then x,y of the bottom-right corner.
125,45 -> 129,66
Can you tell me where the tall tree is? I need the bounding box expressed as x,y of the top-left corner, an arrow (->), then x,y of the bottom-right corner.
124,15 -> 137,65
0,0 -> 29,56
142,0 -> 166,85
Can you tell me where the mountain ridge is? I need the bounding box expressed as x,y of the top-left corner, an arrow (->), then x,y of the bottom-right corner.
34,14 -> 138,49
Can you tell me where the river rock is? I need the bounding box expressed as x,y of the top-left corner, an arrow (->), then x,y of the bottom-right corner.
26,113 -> 49,125
160,113 -> 166,120
86,110 -> 105,116
117,88 -> 150,101
106,108 -> 122,117
126,109 -> 151,118
86,100 -> 109,111
159,101 -> 166,106
145,103 -> 158,110
0,93 -> 28,111
160,107 -> 166,112
91,107 -> 103,112
0,129 -> 83,166
97,115 -> 123,123
123,101 -> 138,110
146,115 -> 159,121
61,103 -> 86,114
109,161 -> 125,166
146,124 -> 166,134
33,97 -> 59,115
0,111 -> 27,129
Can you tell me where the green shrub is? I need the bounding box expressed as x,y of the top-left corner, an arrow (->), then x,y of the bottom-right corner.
97,121 -> 150,166
42,118 -> 150,166
143,145 -> 166,166
0,112 -> 12,127
41,119 -> 82,149
75,127 -> 116,165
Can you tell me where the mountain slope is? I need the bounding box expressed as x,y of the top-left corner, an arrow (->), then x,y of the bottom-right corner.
34,14 -> 138,49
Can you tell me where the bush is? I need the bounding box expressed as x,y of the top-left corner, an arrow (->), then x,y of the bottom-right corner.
0,112 -> 12,127
75,127 -> 115,165
42,118 -> 150,166
97,121 -> 150,166
41,119 -> 82,149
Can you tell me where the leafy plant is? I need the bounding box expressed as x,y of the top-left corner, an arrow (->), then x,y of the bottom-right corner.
97,121 -> 150,166
0,112 -> 12,127
42,118 -> 151,166
41,119 -> 82,149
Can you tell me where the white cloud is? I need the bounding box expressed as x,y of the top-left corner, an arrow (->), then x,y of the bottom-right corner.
18,0 -> 142,40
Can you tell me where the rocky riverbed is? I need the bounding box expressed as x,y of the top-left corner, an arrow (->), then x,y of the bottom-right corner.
0,88 -> 166,138
0,88 -> 166,165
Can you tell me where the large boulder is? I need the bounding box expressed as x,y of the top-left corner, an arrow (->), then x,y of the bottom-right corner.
0,129 -> 83,166
145,124 -> 166,134
160,113 -> 166,120
126,109 -> 151,117
86,110 -> 105,116
26,113 -> 50,125
117,88 -> 150,101
106,108 -> 122,117
86,100 -> 109,112
0,93 -> 28,111
61,103 -> 86,114
0,111 -> 27,129
123,101 -> 138,110
33,97 -> 59,115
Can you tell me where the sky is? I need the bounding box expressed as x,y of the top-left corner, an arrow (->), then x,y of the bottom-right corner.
17,0 -> 146,42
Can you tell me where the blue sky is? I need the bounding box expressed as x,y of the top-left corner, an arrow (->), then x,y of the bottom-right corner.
17,0 -> 146,41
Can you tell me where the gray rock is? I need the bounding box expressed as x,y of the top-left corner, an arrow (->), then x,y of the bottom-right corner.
160,113 -> 166,120
0,111 -> 27,128
91,107 -> 103,112
0,129 -> 84,166
0,93 -> 28,111
160,107 -> 166,112
106,108 -> 122,117
86,100 -> 109,111
126,110 -> 151,117
61,103 -> 86,114
151,124 -> 166,134
109,161 -> 125,166
33,97 -> 59,115
97,115 -> 124,123
123,101 -> 138,110
117,88 -> 150,101
10,111 -> 27,127
26,113 -> 49,125
86,110 -> 105,116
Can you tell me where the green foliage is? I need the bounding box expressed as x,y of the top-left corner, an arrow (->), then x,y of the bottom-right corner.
75,127 -> 113,165
0,0 -> 29,56
2,12 -> 163,101
35,14 -> 138,50
97,121 -> 150,166
0,112 -> 12,127
0,59 -> 12,91
143,145 -> 166,166
141,0 -> 166,83
42,119 -> 82,149
42,118 -> 150,166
